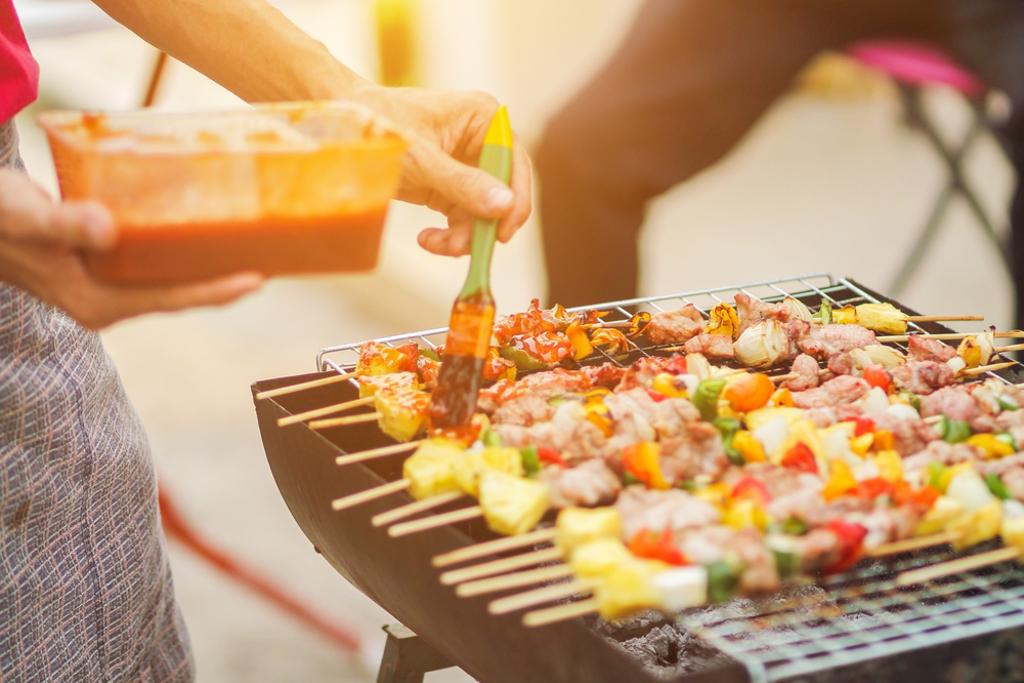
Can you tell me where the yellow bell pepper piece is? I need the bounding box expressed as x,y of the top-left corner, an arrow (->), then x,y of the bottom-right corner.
965,433 -> 1016,460
732,429 -> 766,463
566,319 -> 593,361
652,372 -> 688,399
874,450 -> 903,484
723,498 -> 770,530
849,433 -> 874,457
822,459 -> 857,501
705,302 -> 740,339
694,482 -> 731,510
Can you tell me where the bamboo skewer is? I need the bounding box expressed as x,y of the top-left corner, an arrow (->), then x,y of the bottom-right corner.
310,412 -> 381,430
995,343 -> 1024,354
334,441 -> 421,467
456,564 -> 576,598
489,578 -> 599,615
372,491 -> 466,527
905,315 -> 985,323
877,331 -> 1024,343
962,361 -> 1017,377
278,396 -> 374,427
388,506 -> 483,537
896,546 -> 1021,587
331,479 -> 410,512
867,530 -> 962,557
433,528 -> 559,568
523,598 -> 600,627
440,547 -> 565,585
255,371 -> 359,400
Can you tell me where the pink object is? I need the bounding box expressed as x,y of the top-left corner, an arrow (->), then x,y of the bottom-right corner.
847,40 -> 986,99
0,0 -> 39,121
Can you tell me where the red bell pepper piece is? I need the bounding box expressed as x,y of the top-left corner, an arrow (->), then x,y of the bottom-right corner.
537,446 -> 567,467
853,416 -> 876,438
627,527 -> 687,566
781,442 -> 818,474
822,519 -> 868,575
644,387 -> 668,403
665,355 -> 689,375
731,476 -> 772,505
892,481 -> 940,510
851,477 -> 893,500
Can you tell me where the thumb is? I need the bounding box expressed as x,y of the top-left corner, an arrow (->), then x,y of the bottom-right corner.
408,141 -> 514,219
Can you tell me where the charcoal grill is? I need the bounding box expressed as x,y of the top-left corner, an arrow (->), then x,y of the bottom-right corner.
253,274 -> 1024,683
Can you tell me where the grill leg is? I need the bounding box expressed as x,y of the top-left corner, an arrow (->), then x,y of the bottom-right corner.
376,623 -> 455,683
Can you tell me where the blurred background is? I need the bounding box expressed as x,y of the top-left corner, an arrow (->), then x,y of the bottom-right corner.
11,0 -> 1017,680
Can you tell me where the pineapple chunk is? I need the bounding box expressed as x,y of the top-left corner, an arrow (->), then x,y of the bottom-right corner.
1000,501 -> 1024,554
854,303 -> 907,334
914,495 -> 963,536
357,371 -> 419,399
402,440 -> 463,500
453,446 -> 524,497
652,566 -> 708,611
375,388 -> 429,442
594,559 -> 668,621
477,470 -> 550,536
569,538 -> 634,577
555,507 -> 624,555
948,500 -> 1003,550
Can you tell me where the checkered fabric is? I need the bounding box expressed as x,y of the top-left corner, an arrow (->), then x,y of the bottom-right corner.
0,120 -> 194,682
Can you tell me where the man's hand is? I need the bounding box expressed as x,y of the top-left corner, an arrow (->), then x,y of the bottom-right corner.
354,85 -> 533,257
0,169 -> 263,330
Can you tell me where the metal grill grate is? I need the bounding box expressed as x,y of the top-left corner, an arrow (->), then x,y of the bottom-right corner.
682,540 -> 1024,682
313,273 -> 1024,682
317,273 -> 955,373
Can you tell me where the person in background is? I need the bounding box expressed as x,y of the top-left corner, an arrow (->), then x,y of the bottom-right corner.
536,0 -> 1024,322
0,0 -> 530,679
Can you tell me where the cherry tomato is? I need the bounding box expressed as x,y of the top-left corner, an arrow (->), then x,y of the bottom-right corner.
863,363 -> 892,393
851,477 -> 893,500
723,373 -> 775,413
537,446 -> 566,467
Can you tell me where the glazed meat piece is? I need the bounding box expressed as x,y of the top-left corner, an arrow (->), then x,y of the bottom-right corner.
906,334 -> 958,363
614,356 -> 673,392
615,486 -> 722,541
682,332 -> 735,360
643,304 -> 705,345
918,385 -> 997,432
793,321 -> 878,358
902,440 -> 982,478
791,375 -> 871,410
477,368 -> 592,413
658,422 -> 728,483
891,360 -> 955,396
735,292 -> 792,335
491,393 -> 556,427
648,397 -> 702,441
783,353 -> 822,392
868,410 -> 936,457
540,459 -> 622,509
494,401 -> 608,461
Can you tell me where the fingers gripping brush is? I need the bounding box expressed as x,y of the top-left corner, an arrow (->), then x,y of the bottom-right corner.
428,106 -> 514,431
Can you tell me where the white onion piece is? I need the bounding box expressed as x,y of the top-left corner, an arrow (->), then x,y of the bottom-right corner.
685,353 -> 713,382
861,387 -> 890,413
734,320 -> 790,369
781,297 -> 813,323
752,415 -> 789,455
652,566 -> 708,611
947,356 -> 967,375
887,403 -> 920,422
862,344 -> 905,370
946,469 -> 996,513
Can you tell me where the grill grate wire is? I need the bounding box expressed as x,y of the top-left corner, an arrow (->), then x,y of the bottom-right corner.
313,273 -> 1024,682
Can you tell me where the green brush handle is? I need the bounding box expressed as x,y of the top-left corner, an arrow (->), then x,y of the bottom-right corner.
459,106 -> 513,300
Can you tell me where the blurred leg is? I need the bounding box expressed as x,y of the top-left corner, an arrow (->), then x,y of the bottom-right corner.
536,0 -> 934,307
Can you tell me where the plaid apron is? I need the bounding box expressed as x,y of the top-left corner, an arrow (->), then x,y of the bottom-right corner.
0,120 -> 193,682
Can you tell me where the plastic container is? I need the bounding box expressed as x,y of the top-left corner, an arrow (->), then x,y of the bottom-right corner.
37,102 -> 407,284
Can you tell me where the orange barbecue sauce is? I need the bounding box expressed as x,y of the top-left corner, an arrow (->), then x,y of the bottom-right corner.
84,210 -> 386,285
428,294 -> 495,431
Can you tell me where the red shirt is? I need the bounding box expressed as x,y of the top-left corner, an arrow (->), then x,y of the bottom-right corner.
0,0 -> 39,122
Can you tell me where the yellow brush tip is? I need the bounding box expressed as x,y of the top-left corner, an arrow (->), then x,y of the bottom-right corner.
483,105 -> 513,149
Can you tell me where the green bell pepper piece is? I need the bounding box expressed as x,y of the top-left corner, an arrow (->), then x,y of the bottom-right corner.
693,378 -> 726,422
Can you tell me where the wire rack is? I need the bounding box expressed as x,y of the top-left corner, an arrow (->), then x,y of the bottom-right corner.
316,273 -> 953,373
313,272 -> 1024,682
